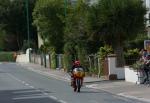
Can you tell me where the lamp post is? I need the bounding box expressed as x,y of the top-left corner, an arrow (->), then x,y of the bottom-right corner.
25,0 -> 30,48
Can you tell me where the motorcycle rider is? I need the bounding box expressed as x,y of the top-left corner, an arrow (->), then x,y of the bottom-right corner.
70,60 -> 84,87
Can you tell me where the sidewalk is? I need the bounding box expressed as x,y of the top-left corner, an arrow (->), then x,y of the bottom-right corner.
18,63 -> 103,83
19,63 -> 150,103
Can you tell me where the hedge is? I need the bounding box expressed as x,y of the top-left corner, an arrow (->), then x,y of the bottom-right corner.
0,52 -> 16,62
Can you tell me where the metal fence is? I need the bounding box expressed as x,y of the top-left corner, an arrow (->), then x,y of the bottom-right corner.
30,53 -> 102,75
124,57 -> 139,66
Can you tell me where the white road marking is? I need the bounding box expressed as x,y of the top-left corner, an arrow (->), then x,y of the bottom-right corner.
13,95 -> 49,100
28,67 -> 34,70
25,83 -> 29,86
22,81 -> 25,84
89,100 -> 99,103
59,100 -> 68,103
17,64 -> 68,103
43,93 -> 48,95
85,84 -> 98,88
49,96 -> 68,103
13,90 -> 40,94
49,96 -> 58,100
7,73 -> 36,90
7,74 -> 22,82
29,86 -> 34,88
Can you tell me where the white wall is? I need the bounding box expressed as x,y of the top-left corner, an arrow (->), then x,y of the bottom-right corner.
46,54 -> 50,68
16,54 -> 29,63
16,48 -> 31,63
125,66 -> 144,84
107,56 -> 125,79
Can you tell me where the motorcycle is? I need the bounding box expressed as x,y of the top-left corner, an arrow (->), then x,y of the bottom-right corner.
72,67 -> 85,92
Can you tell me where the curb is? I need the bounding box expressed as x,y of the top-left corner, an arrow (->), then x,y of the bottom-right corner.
118,93 -> 150,103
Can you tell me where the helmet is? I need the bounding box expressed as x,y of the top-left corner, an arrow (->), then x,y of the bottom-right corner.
74,60 -> 80,66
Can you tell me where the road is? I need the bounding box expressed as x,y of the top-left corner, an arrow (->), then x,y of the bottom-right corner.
0,63 -> 147,103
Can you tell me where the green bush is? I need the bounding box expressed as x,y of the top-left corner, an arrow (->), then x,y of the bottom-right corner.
50,49 -> 56,69
63,42 -> 76,71
63,53 -> 72,72
98,45 -> 113,60
76,45 -> 88,68
131,60 -> 143,70
89,67 -> 98,74
124,34 -> 148,49
0,52 -> 16,62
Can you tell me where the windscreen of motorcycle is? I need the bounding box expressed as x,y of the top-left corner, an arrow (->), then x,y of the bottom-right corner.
73,68 -> 85,77
73,68 -> 84,72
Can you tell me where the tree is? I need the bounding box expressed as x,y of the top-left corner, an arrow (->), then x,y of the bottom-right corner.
0,0 -> 37,50
64,0 -> 90,63
0,29 -> 6,50
89,0 -> 146,66
33,0 -> 65,53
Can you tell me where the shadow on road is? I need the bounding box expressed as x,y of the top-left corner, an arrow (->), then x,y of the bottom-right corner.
79,90 -> 106,94
0,89 -> 59,103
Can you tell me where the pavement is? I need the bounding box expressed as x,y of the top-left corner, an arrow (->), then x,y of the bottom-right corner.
18,63 -> 150,103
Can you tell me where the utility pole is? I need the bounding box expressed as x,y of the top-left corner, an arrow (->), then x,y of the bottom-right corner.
64,0 -> 67,17
25,0 -> 30,48
25,0 -> 31,63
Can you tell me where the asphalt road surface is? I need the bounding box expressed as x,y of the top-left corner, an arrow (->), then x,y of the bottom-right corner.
0,63 -> 147,103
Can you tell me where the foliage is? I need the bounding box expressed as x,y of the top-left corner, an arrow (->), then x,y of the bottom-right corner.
89,67 -> 98,75
124,48 -> 140,58
63,0 -> 91,70
97,45 -> 113,75
50,48 -> 56,69
76,44 -> 88,67
0,0 -> 37,50
131,60 -> 143,70
0,29 -> 6,50
63,53 -> 72,72
21,40 -> 37,53
33,0 -> 65,53
124,33 -> 148,49
0,52 -> 16,62
64,0 -> 90,54
63,42 -> 75,71
93,0 -> 146,43
86,3 -> 103,54
39,42 -> 52,54
98,45 -> 113,60
88,0 -> 146,66
124,48 -> 140,65
64,0 -> 89,41
63,42 -> 77,59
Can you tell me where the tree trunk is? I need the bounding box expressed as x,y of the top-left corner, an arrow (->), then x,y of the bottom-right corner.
16,31 -> 21,50
114,43 -> 125,67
